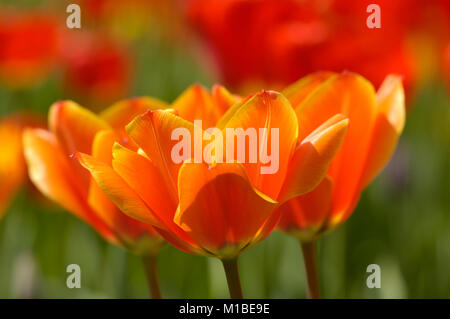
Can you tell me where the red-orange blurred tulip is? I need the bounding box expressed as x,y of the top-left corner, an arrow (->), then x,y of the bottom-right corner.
61,32 -> 132,106
186,0 -> 421,92
23,98 -> 168,255
277,72 -> 406,241
444,44 -> 450,90
0,114 -> 42,217
0,10 -> 62,88
76,85 -> 348,259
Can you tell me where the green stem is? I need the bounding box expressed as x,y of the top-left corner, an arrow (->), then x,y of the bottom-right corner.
300,240 -> 320,299
221,257 -> 244,299
142,255 -> 162,299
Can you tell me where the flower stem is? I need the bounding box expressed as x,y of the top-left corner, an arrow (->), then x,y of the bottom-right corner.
142,255 -> 162,299
300,240 -> 320,299
221,257 -> 244,299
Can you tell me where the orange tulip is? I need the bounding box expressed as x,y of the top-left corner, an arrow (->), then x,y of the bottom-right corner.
23,98 -> 168,254
0,114 -> 41,217
276,72 -> 405,298
75,84 -> 348,297
23,98 -> 169,297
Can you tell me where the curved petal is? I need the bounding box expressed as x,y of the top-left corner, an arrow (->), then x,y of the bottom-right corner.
76,152 -> 166,230
49,100 -> 110,188
0,118 -> 26,217
293,72 -> 378,218
49,100 -> 110,154
174,161 -> 278,257
172,84 -> 232,127
216,94 -> 252,129
221,90 -> 298,199
211,84 -> 240,117
278,114 -> 348,202
277,176 -> 333,241
88,130 -> 159,244
111,143 -> 178,222
359,75 -> 406,190
282,71 -> 336,110
126,110 -> 196,196
23,129 -> 117,243
100,97 -> 168,148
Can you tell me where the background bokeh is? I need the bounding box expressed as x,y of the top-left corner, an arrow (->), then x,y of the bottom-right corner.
0,0 -> 449,298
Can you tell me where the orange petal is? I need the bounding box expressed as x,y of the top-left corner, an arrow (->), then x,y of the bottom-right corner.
87,130 -> 156,244
211,84 -> 240,116
172,84 -> 233,127
277,176 -> 333,241
283,71 -> 336,110
126,109 -> 196,197
359,75 -> 406,190
278,114 -> 348,202
174,161 -> 278,257
101,97 -> 168,129
221,91 -> 298,199
216,94 -> 252,129
0,118 -> 26,217
23,129 -> 117,242
76,152 -> 165,230
49,100 -> 110,154
293,73 -> 378,219
49,100 -> 110,188
100,97 -> 168,148
111,143 -> 178,222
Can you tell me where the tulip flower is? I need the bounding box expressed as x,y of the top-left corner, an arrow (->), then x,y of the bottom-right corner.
276,72 -> 406,298
61,32 -> 132,107
75,84 -> 348,298
0,10 -> 61,88
185,0 -> 417,92
444,44 -> 450,90
23,97 -> 168,298
0,114 -> 42,218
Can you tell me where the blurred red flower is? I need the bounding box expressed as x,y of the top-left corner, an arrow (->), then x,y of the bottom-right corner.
61,32 -> 132,106
0,10 -> 62,89
444,44 -> 450,90
186,0 -> 450,93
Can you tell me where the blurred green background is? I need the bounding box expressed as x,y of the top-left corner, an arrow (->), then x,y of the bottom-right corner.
0,0 -> 449,298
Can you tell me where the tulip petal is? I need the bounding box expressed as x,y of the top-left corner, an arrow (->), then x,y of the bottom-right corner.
126,110 -> 196,196
0,118 -> 26,217
293,72 -> 378,217
87,130 -> 156,242
278,114 -> 348,202
172,84 -> 233,127
221,91 -> 298,199
359,75 -> 406,190
49,100 -> 110,154
23,129 -> 117,242
111,143 -> 178,222
277,177 -> 333,241
174,161 -> 278,256
216,95 -> 252,129
211,84 -> 240,116
282,71 -> 335,110
100,97 -> 168,149
76,152 -> 166,230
